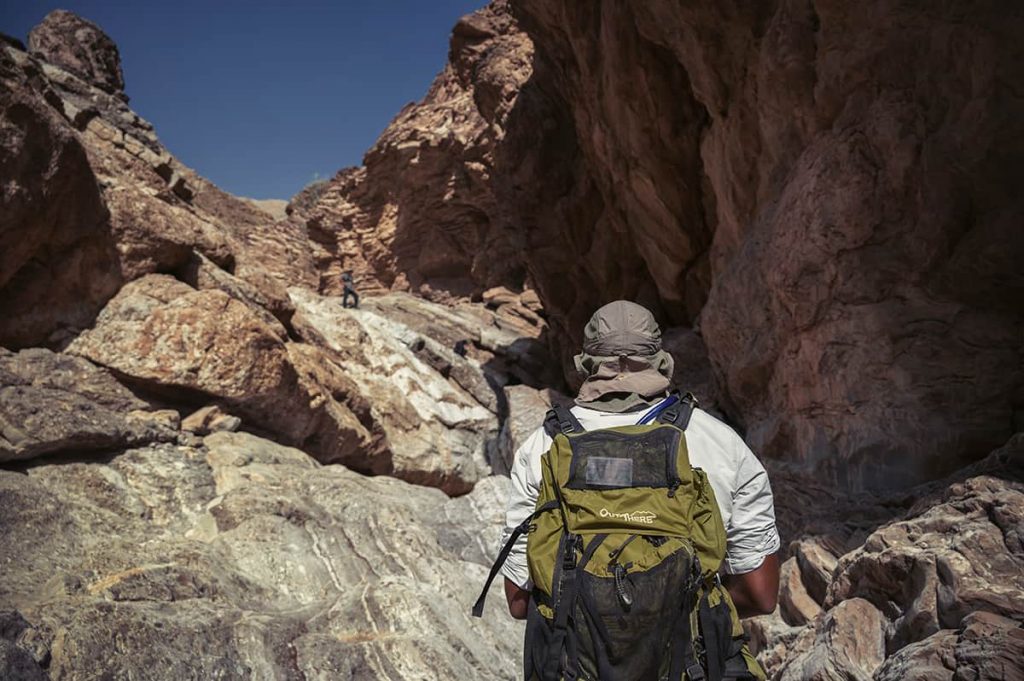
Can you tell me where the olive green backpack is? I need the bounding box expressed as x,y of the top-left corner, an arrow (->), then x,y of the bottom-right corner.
474,393 -> 765,681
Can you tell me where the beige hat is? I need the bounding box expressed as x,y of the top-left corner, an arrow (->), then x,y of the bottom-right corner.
580,300 -> 664,356
574,301 -> 674,410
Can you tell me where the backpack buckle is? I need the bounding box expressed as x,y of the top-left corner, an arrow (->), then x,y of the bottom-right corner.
686,663 -> 706,680
562,535 -> 580,570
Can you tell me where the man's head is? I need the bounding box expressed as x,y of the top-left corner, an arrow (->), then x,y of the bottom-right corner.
579,300 -> 663,357
574,301 -> 674,409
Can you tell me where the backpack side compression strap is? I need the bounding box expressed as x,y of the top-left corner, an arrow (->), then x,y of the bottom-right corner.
472,500 -> 560,617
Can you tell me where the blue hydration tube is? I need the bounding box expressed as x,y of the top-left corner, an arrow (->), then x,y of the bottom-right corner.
635,394 -> 679,425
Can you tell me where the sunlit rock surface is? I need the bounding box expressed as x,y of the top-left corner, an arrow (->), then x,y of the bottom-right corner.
0,432 -> 521,680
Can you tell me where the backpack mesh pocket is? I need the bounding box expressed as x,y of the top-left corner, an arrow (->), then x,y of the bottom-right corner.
566,429 -> 681,490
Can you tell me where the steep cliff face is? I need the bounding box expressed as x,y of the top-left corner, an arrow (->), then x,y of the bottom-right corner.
299,0 -> 1024,490
294,0 -> 534,302
503,0 -> 1024,489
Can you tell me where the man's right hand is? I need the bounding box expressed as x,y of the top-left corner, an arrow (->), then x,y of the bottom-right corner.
504,577 -> 529,620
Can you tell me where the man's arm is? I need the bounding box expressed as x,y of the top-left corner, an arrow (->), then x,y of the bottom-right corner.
504,578 -> 529,620
497,427 -> 549,619
721,431 -> 782,617
723,552 -> 780,617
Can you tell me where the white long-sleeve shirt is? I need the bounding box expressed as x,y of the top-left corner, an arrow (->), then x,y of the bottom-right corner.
499,404 -> 781,588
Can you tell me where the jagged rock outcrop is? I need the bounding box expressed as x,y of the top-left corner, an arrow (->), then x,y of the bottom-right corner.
27,10 -> 125,95
0,431 -> 521,679
874,611 -> 1024,681
749,435 -> 1024,680
0,43 -> 121,349
1,12 -> 314,348
64,275 -> 371,465
293,0 -> 534,302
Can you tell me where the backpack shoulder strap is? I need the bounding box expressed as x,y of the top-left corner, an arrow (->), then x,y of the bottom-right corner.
471,500 -> 560,618
543,404 -> 585,437
655,391 -> 697,430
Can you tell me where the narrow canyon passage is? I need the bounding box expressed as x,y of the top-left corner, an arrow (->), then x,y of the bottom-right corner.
2,2 -> 1022,680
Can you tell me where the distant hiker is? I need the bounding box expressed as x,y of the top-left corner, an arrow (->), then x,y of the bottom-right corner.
453,339 -> 468,357
341,270 -> 359,309
474,300 -> 780,680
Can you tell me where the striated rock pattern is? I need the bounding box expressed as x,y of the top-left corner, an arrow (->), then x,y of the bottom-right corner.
289,289 -> 500,493
62,273 -> 548,494
0,431 -> 521,679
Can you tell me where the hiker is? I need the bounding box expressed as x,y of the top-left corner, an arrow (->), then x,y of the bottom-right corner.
341,270 -> 359,309
474,300 -> 780,680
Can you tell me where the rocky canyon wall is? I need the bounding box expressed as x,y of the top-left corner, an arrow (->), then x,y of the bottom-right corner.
290,0 -> 535,303
2,5 -> 1023,681
303,0 -> 1024,490
1,11 -> 562,678
502,0 -> 1024,489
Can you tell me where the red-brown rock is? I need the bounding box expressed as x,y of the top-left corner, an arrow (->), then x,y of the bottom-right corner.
28,10 -> 124,94
296,1 -> 534,302
505,0 -> 1024,490
0,46 -> 121,349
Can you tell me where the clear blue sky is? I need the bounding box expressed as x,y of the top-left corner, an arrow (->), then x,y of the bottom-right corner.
2,1 -> 484,199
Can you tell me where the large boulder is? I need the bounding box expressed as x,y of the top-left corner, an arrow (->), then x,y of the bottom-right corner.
66,275 -> 372,466
288,288 -> 499,494
0,431 -> 521,679
0,348 -> 177,463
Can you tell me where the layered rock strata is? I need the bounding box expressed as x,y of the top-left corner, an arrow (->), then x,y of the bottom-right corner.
0,431 -> 521,679
292,0 -> 534,302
